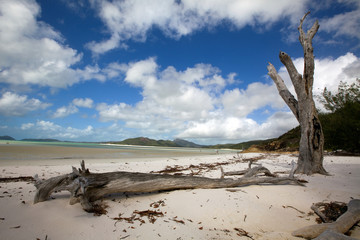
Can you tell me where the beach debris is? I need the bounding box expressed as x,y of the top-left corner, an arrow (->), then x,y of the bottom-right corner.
282,205 -> 305,215
134,210 -> 164,223
234,228 -> 253,239
33,160 -> 305,214
172,216 -> 185,224
10,225 -> 21,229
0,176 -> 34,183
311,201 -> 348,223
292,199 -> 360,239
151,155 -> 266,176
150,199 -> 165,208
36,235 -> 48,240
113,209 -> 164,224
118,235 -> 130,240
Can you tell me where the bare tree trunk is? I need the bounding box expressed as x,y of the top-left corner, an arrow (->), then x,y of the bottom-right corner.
267,12 -> 327,175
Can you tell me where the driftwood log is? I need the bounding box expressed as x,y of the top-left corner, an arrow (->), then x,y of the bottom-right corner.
34,160 -> 304,213
292,199 -> 360,239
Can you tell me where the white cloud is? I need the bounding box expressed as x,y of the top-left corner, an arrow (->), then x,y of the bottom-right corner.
0,92 -> 50,116
97,58 -> 233,126
73,98 -> 94,108
52,105 -> 79,118
88,0 -> 308,54
0,0 -> 106,89
21,120 -> 94,140
52,98 -> 94,118
21,123 -> 34,130
319,1 -> 360,43
177,111 -> 298,143
221,82 -> 285,118
36,120 -> 62,132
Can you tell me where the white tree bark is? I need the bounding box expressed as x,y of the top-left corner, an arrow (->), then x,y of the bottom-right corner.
267,12 -> 327,175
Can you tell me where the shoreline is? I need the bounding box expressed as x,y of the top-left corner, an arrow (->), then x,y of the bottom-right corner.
0,143 -> 224,166
0,147 -> 359,239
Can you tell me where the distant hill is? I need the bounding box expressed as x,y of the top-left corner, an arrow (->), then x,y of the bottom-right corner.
0,135 -> 15,140
21,138 -> 60,142
205,139 -> 275,150
173,138 -> 203,148
109,137 -> 203,148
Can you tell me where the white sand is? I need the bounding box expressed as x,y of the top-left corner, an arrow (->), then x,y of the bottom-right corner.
0,153 -> 359,240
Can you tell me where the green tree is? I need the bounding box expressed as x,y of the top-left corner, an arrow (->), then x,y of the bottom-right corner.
319,78 -> 360,112
318,79 -> 360,153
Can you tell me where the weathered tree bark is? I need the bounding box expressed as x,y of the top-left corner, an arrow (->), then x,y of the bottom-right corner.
34,160 -> 304,213
292,199 -> 360,239
267,12 -> 327,175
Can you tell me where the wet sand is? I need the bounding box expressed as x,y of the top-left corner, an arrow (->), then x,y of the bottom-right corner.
0,143 -> 219,166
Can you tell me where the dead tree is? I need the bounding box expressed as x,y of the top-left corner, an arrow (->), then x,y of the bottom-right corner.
33,160 -> 304,213
267,12 -> 327,175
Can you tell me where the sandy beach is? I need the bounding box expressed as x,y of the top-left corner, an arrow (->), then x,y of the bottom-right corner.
0,144 -> 359,240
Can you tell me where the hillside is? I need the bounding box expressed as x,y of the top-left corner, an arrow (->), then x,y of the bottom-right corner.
243,126 -> 300,152
21,138 -> 60,142
109,137 -> 202,148
0,135 -> 15,141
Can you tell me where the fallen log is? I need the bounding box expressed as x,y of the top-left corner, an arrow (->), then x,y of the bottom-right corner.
292,199 -> 360,239
34,160 -> 304,213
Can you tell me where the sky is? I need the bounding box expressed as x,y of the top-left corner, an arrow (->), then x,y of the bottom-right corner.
0,0 -> 359,144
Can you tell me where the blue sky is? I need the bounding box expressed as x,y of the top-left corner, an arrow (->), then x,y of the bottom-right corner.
0,0 -> 359,144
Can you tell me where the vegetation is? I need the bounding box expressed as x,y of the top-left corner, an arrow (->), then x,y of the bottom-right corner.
319,79 -> 360,153
318,79 -> 359,112
21,138 -> 60,142
0,135 -> 15,140
204,139 -> 274,150
109,137 -> 202,148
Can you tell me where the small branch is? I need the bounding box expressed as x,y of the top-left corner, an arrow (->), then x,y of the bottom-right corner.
79,160 -> 90,174
220,166 -> 225,179
311,203 -> 329,223
243,166 -> 277,178
298,11 -> 310,43
289,160 -> 297,178
283,205 -> 305,214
